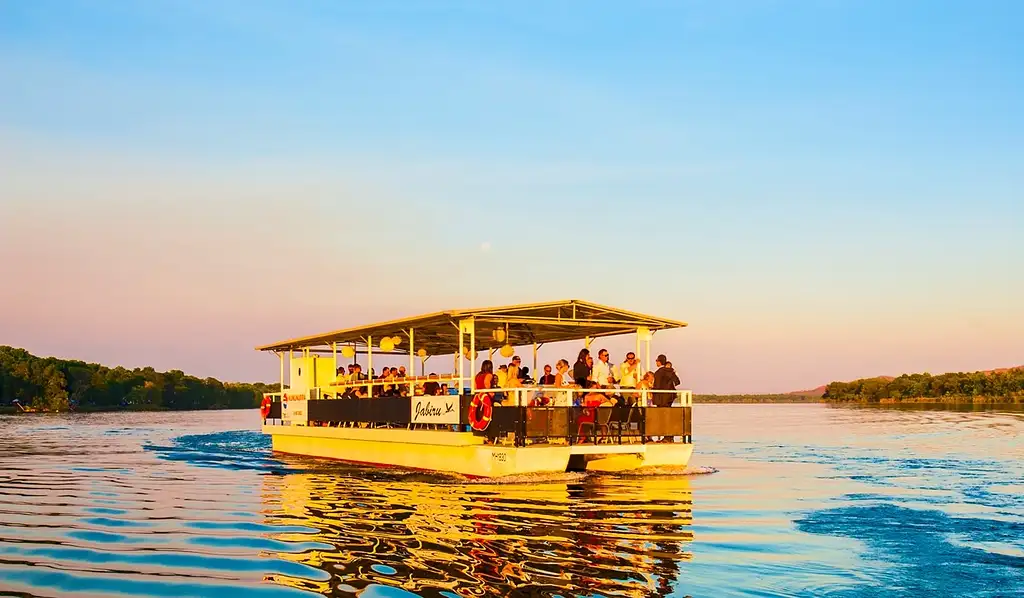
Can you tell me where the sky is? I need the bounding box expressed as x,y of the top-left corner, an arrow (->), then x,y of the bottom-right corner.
1,0 -> 1022,393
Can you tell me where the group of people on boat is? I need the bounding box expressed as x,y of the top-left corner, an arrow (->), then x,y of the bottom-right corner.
331,363 -> 452,399
474,348 -> 681,408
326,346 -> 681,407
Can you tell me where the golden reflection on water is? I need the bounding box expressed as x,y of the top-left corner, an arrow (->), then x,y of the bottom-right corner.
262,469 -> 694,597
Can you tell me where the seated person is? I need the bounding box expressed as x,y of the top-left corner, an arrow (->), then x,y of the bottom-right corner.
342,384 -> 368,399
637,371 -> 655,406
422,373 -> 442,396
506,364 -> 522,387
538,364 -> 556,385
528,394 -> 552,407
583,381 -> 616,407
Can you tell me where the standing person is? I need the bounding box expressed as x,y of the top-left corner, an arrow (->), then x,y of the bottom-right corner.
618,351 -> 642,406
554,360 -> 572,385
474,360 -> 495,391
592,348 -> 616,388
573,348 -> 592,388
652,354 -> 680,407
619,352 -> 641,388
554,359 -> 574,406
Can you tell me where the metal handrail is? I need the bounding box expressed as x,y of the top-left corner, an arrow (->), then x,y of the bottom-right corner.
270,384 -> 692,407
480,386 -> 693,407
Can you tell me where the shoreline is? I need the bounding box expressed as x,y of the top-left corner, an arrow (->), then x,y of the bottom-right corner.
0,405 -> 259,416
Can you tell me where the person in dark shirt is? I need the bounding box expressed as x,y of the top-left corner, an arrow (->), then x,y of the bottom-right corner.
538,364 -> 556,385
652,354 -> 680,407
422,373 -> 442,396
573,348 -> 592,388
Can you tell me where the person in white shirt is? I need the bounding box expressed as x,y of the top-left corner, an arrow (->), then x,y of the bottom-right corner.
591,348 -> 616,388
619,352 -> 642,388
553,359 -> 575,406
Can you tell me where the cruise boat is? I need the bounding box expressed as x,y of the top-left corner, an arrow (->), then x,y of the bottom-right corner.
257,299 -> 693,478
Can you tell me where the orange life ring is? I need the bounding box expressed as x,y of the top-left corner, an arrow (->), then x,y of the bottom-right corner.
260,394 -> 273,420
468,392 -> 493,431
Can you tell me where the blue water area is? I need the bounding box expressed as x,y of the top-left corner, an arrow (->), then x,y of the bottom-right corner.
65,530 -> 157,545
799,504 -> 1023,597
84,506 -> 129,515
142,430 -> 301,474
0,405 -> 1020,597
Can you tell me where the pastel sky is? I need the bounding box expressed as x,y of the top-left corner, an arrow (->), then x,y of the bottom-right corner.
1,0 -> 1022,393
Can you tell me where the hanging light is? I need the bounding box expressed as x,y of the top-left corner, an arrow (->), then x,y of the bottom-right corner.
380,338 -> 395,352
492,329 -> 506,343
417,348 -> 427,358
340,345 -> 356,358
499,344 -> 515,358
391,335 -> 402,346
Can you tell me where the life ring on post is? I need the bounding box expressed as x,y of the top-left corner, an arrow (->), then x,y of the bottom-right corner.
468,392 -> 493,432
260,394 -> 273,420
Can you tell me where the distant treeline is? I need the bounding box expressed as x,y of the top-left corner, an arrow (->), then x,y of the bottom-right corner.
824,369 -> 1024,404
694,394 -> 821,403
0,346 -> 277,413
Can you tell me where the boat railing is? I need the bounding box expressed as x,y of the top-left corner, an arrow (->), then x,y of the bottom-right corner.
479,386 -> 693,407
478,386 -> 692,446
301,379 -> 692,406
319,375 -> 460,394
262,385 -> 693,447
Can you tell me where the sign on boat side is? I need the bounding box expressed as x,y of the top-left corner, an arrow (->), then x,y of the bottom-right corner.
410,397 -> 460,425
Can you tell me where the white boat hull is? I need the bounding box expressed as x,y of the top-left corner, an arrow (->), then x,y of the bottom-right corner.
263,424 -> 693,478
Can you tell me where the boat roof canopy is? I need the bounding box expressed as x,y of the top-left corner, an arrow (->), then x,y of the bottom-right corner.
256,299 -> 686,355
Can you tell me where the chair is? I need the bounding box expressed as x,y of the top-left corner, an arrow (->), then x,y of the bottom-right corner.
576,404 -> 611,444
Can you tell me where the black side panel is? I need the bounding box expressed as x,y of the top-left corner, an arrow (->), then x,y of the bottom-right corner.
307,398 -> 412,425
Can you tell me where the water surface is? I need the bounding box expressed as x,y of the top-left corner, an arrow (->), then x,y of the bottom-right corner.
0,405 -> 1020,597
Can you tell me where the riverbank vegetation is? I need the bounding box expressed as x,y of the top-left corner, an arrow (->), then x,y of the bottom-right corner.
823,368 -> 1024,404
0,346 -> 276,413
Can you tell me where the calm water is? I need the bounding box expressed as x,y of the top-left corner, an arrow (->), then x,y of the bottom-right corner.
0,404 -> 1021,597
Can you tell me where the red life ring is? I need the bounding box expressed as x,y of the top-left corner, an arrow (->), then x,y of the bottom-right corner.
468,392 -> 493,431
260,394 -> 273,420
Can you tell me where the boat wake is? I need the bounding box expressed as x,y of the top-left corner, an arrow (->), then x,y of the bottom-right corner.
457,465 -> 718,485
611,464 -> 719,477
143,430 -> 301,475
459,471 -> 590,485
